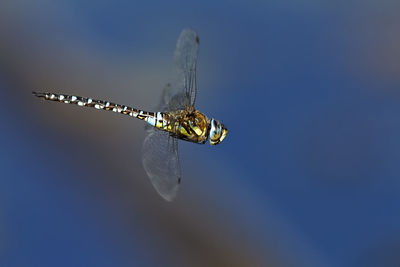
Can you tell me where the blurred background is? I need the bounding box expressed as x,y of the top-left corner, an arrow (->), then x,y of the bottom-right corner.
1,0 -> 400,266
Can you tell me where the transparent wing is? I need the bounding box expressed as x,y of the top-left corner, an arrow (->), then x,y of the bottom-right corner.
158,83 -> 173,111
168,92 -> 190,111
173,28 -> 199,107
142,84 -> 182,201
142,130 -> 181,201
156,83 -> 190,112
141,29 -> 199,200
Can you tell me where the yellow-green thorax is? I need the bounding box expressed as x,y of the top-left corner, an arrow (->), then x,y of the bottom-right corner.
157,109 -> 209,144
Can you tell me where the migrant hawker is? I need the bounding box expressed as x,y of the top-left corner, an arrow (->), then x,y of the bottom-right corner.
33,29 -> 228,201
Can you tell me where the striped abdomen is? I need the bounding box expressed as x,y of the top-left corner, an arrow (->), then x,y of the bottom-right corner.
32,91 -> 168,128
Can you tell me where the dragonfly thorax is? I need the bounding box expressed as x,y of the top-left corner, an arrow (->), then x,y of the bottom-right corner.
164,109 -> 209,144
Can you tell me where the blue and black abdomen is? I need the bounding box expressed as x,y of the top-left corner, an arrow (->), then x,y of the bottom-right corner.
32,91 -> 156,120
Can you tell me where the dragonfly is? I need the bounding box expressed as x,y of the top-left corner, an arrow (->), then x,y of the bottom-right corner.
33,29 -> 227,201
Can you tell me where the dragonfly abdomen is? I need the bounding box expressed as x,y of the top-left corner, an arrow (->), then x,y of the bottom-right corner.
33,92 -> 210,144
32,91 -> 161,125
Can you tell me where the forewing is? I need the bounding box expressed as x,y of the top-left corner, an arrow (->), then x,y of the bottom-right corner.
142,129 -> 181,201
168,92 -> 190,111
157,83 -> 173,111
157,83 -> 189,112
173,28 -> 199,107
141,29 -> 199,200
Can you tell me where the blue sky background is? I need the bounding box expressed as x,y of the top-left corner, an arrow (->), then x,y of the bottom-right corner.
0,1 -> 400,266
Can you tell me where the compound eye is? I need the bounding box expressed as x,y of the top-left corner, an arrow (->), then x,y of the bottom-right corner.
209,119 -> 223,145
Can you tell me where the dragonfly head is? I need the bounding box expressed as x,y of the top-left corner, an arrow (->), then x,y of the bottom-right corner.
209,118 -> 228,145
